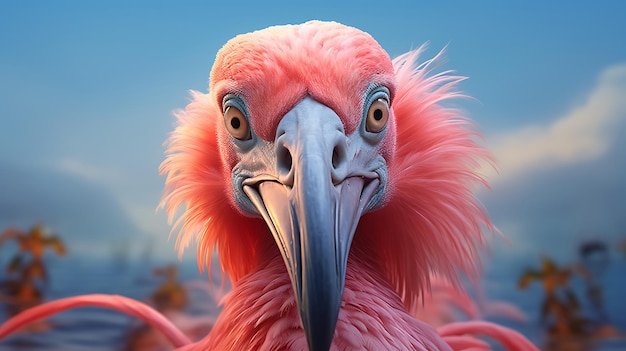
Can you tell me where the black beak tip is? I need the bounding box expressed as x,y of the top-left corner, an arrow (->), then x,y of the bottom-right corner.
302,310 -> 338,351
300,283 -> 342,351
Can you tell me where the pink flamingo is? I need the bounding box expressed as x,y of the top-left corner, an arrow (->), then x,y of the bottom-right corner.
0,21 -> 537,350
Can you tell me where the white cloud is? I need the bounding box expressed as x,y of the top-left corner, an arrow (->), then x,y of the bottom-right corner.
55,158 -> 122,184
52,158 -> 177,258
125,204 -> 169,237
482,63 -> 626,184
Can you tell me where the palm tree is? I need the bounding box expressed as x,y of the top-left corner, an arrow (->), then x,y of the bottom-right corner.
518,256 -> 588,337
1,224 -> 66,259
150,263 -> 188,311
0,224 -> 66,314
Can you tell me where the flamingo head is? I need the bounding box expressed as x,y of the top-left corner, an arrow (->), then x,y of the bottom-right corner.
161,21 -> 493,351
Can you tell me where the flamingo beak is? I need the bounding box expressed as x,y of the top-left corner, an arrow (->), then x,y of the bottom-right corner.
243,98 -> 379,351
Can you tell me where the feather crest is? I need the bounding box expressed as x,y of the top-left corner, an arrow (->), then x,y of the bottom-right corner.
355,46 -> 495,310
159,91 -> 270,282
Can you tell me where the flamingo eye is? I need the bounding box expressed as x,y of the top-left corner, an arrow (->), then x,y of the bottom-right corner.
224,106 -> 251,140
365,98 -> 389,133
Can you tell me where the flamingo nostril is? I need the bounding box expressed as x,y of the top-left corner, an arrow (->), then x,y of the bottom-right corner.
277,143 -> 293,176
331,139 -> 348,180
332,146 -> 341,170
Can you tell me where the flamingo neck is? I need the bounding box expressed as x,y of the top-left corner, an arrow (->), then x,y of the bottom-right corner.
192,253 -> 451,351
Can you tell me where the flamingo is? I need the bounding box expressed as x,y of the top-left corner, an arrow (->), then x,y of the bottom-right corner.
0,21 -> 537,351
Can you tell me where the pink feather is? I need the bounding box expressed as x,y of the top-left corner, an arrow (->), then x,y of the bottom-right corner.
356,46 -> 495,310
0,294 -> 191,347
439,321 -> 539,351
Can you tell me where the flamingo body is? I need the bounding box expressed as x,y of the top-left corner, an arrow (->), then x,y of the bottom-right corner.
187,254 -> 450,350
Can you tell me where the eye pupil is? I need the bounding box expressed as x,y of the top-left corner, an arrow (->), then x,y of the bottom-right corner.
373,109 -> 383,121
230,117 -> 241,129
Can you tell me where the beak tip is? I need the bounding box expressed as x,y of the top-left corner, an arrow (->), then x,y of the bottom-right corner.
299,277 -> 343,351
302,311 -> 338,351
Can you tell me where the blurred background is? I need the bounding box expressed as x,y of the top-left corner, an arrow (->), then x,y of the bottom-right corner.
1,1 -> 625,350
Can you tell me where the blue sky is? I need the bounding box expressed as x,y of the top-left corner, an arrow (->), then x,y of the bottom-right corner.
1,1 -> 625,268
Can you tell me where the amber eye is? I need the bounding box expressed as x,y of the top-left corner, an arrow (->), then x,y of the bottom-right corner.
365,98 -> 389,133
224,106 -> 251,140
